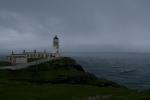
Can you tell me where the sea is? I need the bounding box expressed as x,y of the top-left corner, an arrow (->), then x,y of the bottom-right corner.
1,52 -> 150,90
64,52 -> 150,90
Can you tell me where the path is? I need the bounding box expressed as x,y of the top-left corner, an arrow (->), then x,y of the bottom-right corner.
0,58 -> 52,70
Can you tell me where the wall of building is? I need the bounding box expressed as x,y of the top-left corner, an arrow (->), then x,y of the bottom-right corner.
26,53 -> 48,59
15,57 -> 27,64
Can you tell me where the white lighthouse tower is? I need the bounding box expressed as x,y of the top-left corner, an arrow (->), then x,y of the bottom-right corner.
52,35 -> 60,57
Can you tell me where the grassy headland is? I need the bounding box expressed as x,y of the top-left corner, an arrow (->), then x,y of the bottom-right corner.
0,57 -> 150,100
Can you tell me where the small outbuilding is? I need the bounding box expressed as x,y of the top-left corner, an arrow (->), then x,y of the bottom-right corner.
7,54 -> 27,65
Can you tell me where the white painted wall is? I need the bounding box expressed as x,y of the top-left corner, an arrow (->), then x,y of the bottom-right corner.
15,58 -> 27,64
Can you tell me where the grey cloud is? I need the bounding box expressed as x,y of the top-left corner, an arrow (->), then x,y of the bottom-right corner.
0,0 -> 150,53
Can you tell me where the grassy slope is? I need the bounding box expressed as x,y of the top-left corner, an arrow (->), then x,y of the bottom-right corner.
0,82 -> 150,100
0,61 -> 11,67
0,83 -> 133,100
0,57 -> 150,100
0,57 -> 121,87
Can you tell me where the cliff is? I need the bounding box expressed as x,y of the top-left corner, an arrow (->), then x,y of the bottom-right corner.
0,57 -> 121,87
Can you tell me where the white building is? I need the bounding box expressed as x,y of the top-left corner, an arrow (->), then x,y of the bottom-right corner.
51,35 -> 60,57
7,50 -> 49,65
24,50 -> 48,59
7,35 -> 60,64
7,53 -> 28,64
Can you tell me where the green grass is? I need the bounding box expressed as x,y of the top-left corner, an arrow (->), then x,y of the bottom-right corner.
0,61 -> 11,67
0,58 -> 119,87
0,82 -> 135,100
0,57 -> 150,100
0,82 -> 149,100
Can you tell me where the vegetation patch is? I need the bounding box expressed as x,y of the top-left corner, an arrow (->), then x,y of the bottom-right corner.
0,61 -> 11,67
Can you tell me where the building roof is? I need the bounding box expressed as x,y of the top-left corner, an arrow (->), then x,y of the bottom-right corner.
25,52 -> 47,54
12,54 -> 26,56
8,54 -> 27,58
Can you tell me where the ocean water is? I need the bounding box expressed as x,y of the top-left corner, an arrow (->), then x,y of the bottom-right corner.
65,52 -> 150,90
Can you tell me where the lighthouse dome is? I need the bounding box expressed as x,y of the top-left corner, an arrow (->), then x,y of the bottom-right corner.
54,35 -> 58,39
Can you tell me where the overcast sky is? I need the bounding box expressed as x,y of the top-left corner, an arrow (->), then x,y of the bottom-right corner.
0,0 -> 150,53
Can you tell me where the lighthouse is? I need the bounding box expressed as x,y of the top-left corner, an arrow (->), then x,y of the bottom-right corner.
52,35 -> 60,57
